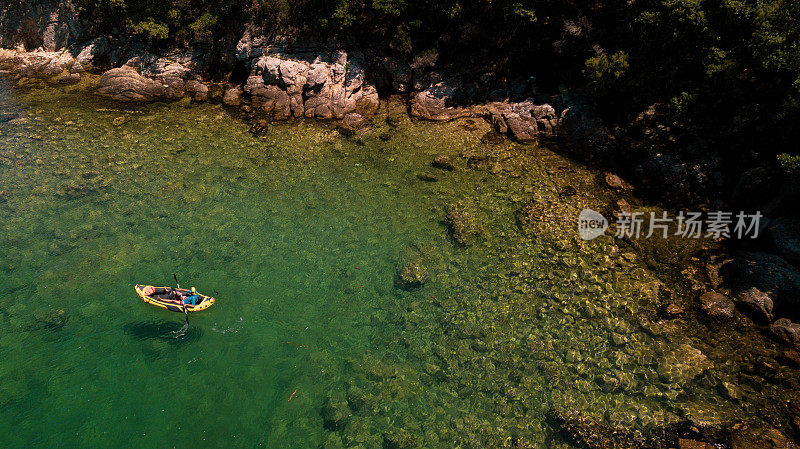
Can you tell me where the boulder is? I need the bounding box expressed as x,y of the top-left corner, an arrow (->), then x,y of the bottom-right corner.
770,318 -> 800,349
730,425 -> 793,449
657,344 -> 713,384
431,155 -> 455,171
187,81 -> 208,102
55,72 -> 80,84
699,292 -> 734,319
410,82 -> 471,121
340,112 -> 365,130
222,86 -> 243,106
96,67 -> 165,102
444,202 -> 482,245
734,287 -> 774,322
678,439 -> 715,449
503,112 -> 538,143
395,260 -> 429,290
605,173 -> 624,189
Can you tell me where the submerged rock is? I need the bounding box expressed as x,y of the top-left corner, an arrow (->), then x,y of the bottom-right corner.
395,259 -> 429,290
222,86 -> 243,106
770,318 -> 800,349
32,309 -> 68,331
444,202 -> 482,245
699,292 -> 734,319
383,428 -> 415,449
678,439 -> 715,449
431,155 -> 455,171
322,394 -> 352,428
730,424 -> 793,449
547,407 -> 641,449
657,344 -> 712,384
734,287 -> 774,322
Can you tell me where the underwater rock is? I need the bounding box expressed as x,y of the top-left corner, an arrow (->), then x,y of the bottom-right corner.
431,155 -> 455,171
222,86 -> 243,106
249,119 -> 269,136
321,394 -> 352,428
55,72 -> 80,84
657,344 -> 712,384
395,259 -> 429,290
383,428 -> 415,449
32,309 -> 68,331
734,287 -> 774,322
699,292 -> 734,319
547,407 -> 641,449
605,173 -> 624,190
96,67 -> 166,102
444,202 -> 482,245
721,381 -> 743,401
341,112 -> 365,130
730,424 -> 793,449
678,439 -> 715,449
770,318 -> 800,349
660,303 -> 685,318
338,113 -> 365,136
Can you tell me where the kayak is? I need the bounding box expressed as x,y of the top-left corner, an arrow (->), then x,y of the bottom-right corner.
134,284 -> 215,313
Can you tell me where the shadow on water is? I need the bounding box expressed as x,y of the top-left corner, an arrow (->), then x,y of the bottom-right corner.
124,320 -> 203,345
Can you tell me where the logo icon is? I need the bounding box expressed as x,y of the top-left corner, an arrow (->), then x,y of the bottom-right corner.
578,209 -> 608,240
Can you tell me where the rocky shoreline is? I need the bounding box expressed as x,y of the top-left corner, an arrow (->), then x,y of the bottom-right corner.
2,5 -> 800,447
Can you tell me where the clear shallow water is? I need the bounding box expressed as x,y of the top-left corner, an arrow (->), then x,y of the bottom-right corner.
2,77 -> 799,449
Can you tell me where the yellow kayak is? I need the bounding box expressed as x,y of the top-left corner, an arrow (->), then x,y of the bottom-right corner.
134,284 -> 215,313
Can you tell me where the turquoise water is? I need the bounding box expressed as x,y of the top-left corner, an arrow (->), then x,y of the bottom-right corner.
2,77 -> 800,449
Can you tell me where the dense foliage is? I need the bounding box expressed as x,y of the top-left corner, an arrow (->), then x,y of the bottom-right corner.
80,0 -> 800,192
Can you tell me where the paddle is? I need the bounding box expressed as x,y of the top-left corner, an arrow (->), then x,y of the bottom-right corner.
173,273 -> 189,326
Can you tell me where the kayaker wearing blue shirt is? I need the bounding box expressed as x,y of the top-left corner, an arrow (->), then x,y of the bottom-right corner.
182,287 -> 201,306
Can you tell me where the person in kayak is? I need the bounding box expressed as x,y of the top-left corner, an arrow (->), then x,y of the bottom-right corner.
142,285 -> 200,306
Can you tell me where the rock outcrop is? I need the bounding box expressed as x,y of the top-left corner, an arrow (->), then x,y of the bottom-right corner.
96,66 -> 166,102
240,46 -> 379,120
410,79 -> 560,143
